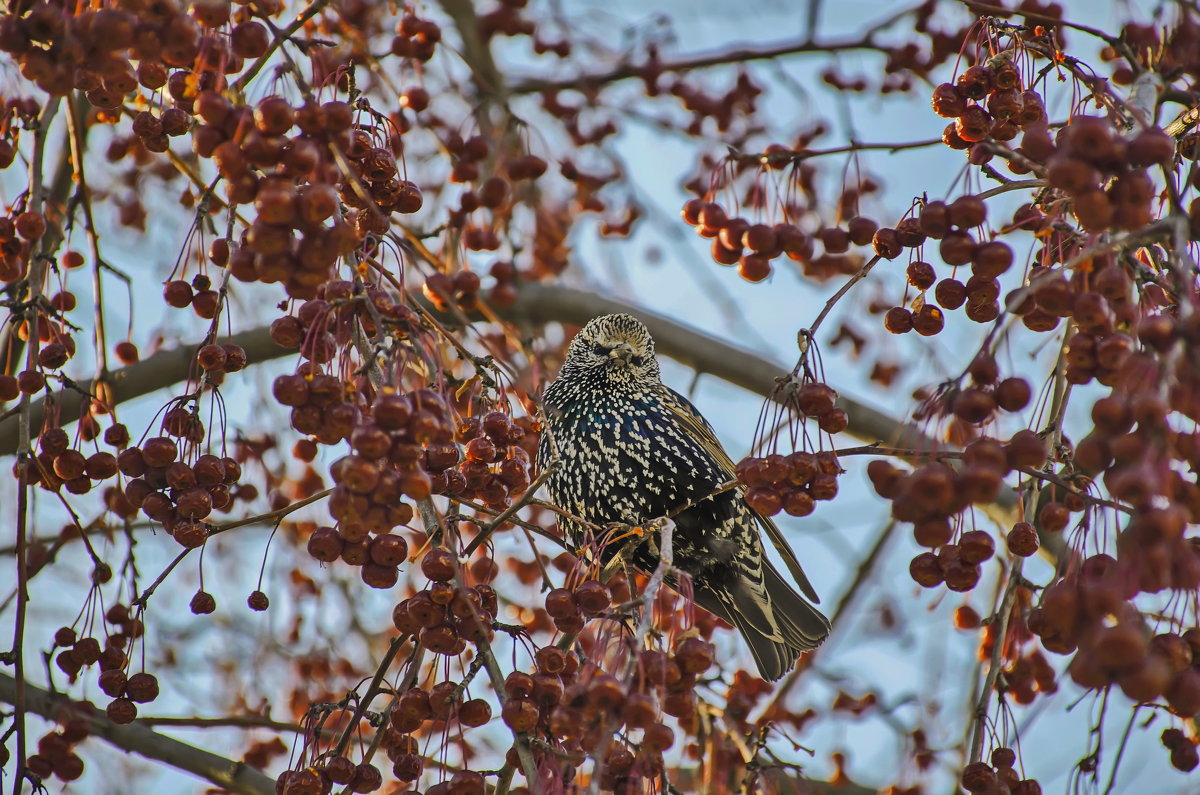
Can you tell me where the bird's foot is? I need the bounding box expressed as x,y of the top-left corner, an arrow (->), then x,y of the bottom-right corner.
603,521 -> 647,547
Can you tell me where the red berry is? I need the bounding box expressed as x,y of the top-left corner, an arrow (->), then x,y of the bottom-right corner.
248,590 -> 269,611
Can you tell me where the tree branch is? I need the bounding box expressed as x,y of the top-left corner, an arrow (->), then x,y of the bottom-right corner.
0,326 -> 288,456
508,35 -> 896,96
504,283 -> 944,455
0,283 -> 934,457
0,672 -> 275,795
437,0 -> 508,104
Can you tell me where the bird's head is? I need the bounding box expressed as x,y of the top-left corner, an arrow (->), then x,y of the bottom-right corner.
561,313 -> 660,384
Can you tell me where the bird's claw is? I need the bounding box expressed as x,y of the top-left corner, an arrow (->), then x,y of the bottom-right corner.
604,521 -> 647,547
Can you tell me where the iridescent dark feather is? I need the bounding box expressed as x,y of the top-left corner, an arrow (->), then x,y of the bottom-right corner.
537,313 -> 830,680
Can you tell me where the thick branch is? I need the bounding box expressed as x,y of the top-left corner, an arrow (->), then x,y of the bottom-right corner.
0,283 -> 929,457
437,0 -> 507,103
0,672 -> 275,795
0,327 -> 288,456
672,765 -> 877,795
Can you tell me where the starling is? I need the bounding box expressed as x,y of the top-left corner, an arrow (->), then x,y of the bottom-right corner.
538,313 -> 830,680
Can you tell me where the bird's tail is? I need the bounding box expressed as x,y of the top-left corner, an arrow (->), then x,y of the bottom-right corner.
693,560 -> 831,681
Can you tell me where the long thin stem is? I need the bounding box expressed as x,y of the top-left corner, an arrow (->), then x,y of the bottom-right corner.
461,461 -> 559,557
452,570 -> 542,789
232,0 -> 334,92
966,557 -> 1024,767
807,254 -> 883,340
10,95 -> 62,795
589,519 -> 676,795
332,635 -> 408,757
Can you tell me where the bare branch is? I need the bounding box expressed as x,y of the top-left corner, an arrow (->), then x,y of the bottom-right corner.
0,672 -> 275,795
135,715 -> 320,735
509,33 -> 907,96
0,326 -> 289,456
333,635 -> 409,757
232,0 -> 334,92
1,283 -> 937,459
966,557 -> 1024,766
437,0 -> 508,104
461,460 -> 559,557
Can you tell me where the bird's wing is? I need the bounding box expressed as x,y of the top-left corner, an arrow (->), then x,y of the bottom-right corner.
661,387 -> 821,603
660,387 -> 738,472
757,514 -> 821,603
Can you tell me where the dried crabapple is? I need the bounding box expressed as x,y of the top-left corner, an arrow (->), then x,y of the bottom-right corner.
912,305 -> 944,336
907,261 -> 936,290
106,698 -> 137,724
935,279 -> 967,310
545,588 -> 578,619
958,530 -> 995,564
932,83 -> 967,117
574,580 -> 611,614
421,548 -> 457,581
125,672 -> 159,703
501,698 -> 539,732
910,552 -> 943,587
190,591 -> 216,614
1007,522 -> 1039,557
307,526 -> 344,562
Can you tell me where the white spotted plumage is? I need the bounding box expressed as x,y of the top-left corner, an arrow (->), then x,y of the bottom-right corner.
537,313 -> 831,680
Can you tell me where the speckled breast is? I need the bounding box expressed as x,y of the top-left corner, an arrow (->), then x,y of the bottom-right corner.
539,389 -> 736,573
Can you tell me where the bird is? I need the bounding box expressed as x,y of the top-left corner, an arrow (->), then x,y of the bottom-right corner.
537,313 -> 830,680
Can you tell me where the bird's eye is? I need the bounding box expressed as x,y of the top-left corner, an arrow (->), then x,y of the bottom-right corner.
630,355 -> 644,366
592,343 -> 609,356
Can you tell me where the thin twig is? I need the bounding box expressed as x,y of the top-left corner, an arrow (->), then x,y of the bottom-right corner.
588,518 -> 676,795
729,138 -> 943,166
975,178 -> 1047,200
131,548 -> 191,609
445,494 -> 567,549
1101,706 -> 1139,795
966,557 -> 1024,766
136,715 -> 328,736
959,0 -> 1128,51
508,17 -> 917,96
233,0 -> 334,92
807,254 -> 883,340
128,486 -> 334,610
831,444 -> 1132,514
10,95 -> 62,795
462,460 -> 559,557
209,488 -> 334,536
332,635 -> 408,757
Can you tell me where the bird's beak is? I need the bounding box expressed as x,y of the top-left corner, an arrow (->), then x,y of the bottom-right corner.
609,343 -> 634,366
